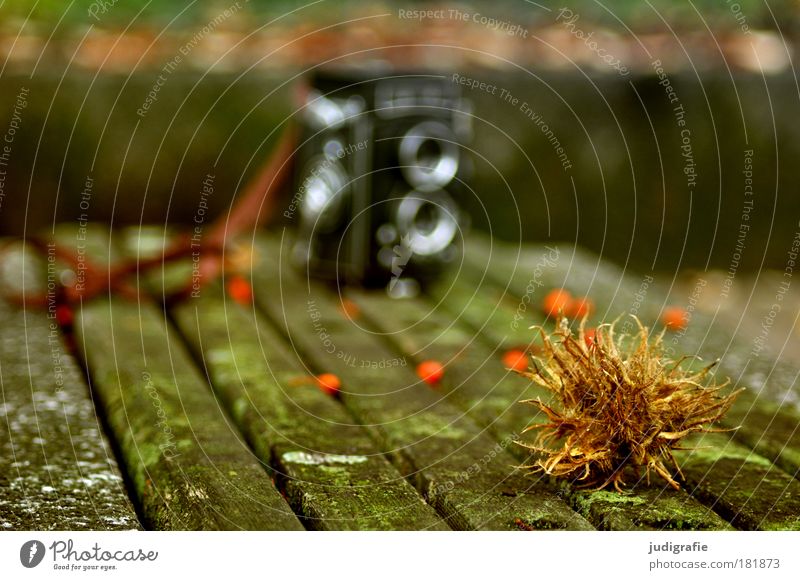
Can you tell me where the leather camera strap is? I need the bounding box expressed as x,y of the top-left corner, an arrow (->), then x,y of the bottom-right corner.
1,119 -> 298,319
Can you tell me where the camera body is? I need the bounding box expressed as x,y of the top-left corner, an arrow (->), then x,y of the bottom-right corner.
291,69 -> 471,294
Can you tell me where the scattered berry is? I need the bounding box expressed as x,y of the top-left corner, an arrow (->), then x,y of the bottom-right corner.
227,275 -> 253,304
316,373 -> 341,396
55,304 -> 74,328
584,328 -> 597,348
502,349 -> 529,372
416,360 -> 444,386
661,306 -> 688,331
339,298 -> 360,320
542,289 -> 572,317
567,296 -> 594,319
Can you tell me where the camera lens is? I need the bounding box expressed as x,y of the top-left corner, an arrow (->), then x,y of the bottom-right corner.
304,91 -> 346,129
399,121 -> 459,190
300,157 -> 349,232
395,190 -> 458,256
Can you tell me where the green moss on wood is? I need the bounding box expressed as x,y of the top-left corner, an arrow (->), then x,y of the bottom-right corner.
0,249 -> 140,531
252,235 -> 593,531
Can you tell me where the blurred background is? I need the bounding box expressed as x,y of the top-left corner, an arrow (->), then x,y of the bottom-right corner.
1,0 -> 799,350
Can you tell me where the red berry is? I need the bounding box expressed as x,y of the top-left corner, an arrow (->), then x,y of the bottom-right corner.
542,289 -> 572,317
227,276 -> 253,304
316,373 -> 341,396
567,296 -> 594,319
339,298 -> 360,320
584,328 -> 597,348
55,304 -> 73,326
661,307 -> 688,331
502,349 -> 528,372
416,360 -> 444,386
55,304 -> 73,328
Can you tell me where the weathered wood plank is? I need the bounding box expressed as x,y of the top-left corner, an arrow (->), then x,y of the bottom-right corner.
462,236 -> 800,481
676,432 -> 800,530
175,287 -> 448,530
457,235 -> 800,529
56,228 -> 303,530
120,226 -> 449,530
655,308 -> 800,480
250,233 -> 593,530
723,395 -> 800,479
351,279 -> 731,530
349,288 -> 535,442
0,242 -> 140,530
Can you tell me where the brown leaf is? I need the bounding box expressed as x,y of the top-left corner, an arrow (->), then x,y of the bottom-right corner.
515,315 -> 739,491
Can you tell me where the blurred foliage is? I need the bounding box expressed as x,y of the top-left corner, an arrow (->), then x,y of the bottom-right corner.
1,0 -> 798,273
0,0 -> 795,32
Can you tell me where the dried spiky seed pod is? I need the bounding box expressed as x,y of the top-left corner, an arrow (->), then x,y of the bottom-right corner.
516,317 -> 741,492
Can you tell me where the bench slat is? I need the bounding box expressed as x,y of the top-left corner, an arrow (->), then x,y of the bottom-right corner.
677,433 -> 800,530
656,311 -> 800,480
250,234 -> 593,530
0,243 -> 140,530
468,237 -> 800,481
457,235 -> 800,529
120,228 -> 448,529
351,282 -> 731,530
164,277 -> 449,530
58,229 -> 303,530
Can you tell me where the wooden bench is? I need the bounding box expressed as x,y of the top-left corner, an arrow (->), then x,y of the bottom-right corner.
1,228 -> 798,530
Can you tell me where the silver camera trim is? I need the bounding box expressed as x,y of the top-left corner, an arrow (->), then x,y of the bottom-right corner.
300,155 -> 350,233
395,189 -> 459,257
399,120 -> 460,190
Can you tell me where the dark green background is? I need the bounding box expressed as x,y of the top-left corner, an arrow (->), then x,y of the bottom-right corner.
0,0 -> 797,273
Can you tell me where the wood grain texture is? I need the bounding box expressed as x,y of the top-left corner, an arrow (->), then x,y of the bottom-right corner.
0,243 -> 140,530
10,224 -> 795,531
58,228 -> 302,530
117,227 -> 448,529
462,237 -> 800,482
676,433 -> 800,530
167,279 -> 449,530
351,278 -> 730,530
458,234 -> 800,529
250,234 -> 593,530
657,312 -> 800,481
